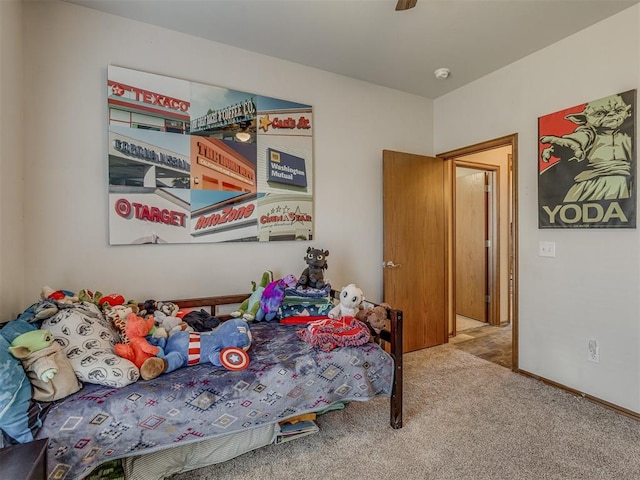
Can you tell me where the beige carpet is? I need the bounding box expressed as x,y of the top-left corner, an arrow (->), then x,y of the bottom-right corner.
172,345 -> 640,480
456,314 -> 487,332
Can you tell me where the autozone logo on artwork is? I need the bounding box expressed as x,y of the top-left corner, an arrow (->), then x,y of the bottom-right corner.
194,204 -> 255,230
114,198 -> 187,227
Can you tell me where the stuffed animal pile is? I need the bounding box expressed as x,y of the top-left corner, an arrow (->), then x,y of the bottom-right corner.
137,299 -> 193,338
0,286 -> 254,445
0,277 -> 395,445
140,318 -> 252,380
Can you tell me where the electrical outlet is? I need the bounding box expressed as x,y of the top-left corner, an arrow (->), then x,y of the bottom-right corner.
587,339 -> 600,363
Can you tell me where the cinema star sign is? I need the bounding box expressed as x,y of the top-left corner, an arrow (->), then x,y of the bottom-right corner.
256,194 -> 312,241
538,90 -> 636,229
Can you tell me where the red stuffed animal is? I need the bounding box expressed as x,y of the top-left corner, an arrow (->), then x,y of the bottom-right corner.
114,313 -> 161,369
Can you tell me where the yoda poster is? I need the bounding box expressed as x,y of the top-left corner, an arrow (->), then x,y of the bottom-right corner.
538,90 -> 636,229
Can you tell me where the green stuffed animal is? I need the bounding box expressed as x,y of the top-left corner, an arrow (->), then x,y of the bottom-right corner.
231,271 -> 273,321
9,330 -> 56,375
9,329 -> 82,402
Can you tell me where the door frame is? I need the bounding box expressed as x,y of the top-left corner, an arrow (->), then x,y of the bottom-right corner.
438,133 -> 519,371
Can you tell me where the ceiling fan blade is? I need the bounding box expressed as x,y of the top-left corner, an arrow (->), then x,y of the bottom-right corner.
395,0 -> 417,11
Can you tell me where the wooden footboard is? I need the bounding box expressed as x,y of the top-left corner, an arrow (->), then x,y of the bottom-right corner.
381,306 -> 403,429
170,293 -> 403,429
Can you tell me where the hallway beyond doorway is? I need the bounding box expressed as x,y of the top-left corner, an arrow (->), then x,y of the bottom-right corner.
450,322 -> 512,369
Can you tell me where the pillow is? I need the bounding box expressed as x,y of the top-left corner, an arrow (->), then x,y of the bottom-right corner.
0,334 -> 33,443
42,302 -> 139,387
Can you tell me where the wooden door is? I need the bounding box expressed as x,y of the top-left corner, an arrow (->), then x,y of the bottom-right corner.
383,150 -> 446,352
455,171 -> 488,322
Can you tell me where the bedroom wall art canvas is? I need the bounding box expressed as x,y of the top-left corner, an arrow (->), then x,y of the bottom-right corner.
107,66 -> 314,244
538,90 -> 636,229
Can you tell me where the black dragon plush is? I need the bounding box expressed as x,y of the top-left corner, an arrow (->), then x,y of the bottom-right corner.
298,247 -> 329,289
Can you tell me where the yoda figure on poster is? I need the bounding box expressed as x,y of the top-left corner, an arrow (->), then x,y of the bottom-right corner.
540,93 -> 633,202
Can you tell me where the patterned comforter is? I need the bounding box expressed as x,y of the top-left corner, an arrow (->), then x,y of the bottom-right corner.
36,322 -> 394,479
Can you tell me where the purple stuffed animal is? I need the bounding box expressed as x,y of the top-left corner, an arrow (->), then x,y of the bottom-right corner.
255,274 -> 296,322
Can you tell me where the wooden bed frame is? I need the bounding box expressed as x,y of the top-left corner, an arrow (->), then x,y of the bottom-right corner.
169,291 -> 403,429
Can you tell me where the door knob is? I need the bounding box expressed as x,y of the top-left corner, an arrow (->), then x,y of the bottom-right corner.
384,261 -> 402,268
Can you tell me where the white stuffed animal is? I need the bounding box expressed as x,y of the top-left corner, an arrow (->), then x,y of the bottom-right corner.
328,284 -> 364,319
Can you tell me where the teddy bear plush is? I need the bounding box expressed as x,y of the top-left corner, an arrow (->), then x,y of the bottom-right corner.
355,303 -> 390,343
139,318 -> 252,381
328,284 -> 364,319
114,313 -> 163,369
9,329 -> 82,402
231,271 -> 273,321
298,247 -> 329,289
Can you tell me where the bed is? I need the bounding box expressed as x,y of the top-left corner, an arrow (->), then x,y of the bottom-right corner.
32,292 -> 403,480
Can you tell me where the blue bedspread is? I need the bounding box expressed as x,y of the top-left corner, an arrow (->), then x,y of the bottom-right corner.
36,322 -> 394,480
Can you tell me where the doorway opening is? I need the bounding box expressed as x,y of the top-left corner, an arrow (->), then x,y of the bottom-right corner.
439,135 -> 518,371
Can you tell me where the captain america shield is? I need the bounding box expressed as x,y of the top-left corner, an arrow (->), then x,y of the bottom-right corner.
220,347 -> 250,370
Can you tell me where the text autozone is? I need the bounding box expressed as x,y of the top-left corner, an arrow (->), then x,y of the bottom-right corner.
194,204 -> 255,230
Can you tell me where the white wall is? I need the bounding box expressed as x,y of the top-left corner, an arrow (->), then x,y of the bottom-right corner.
19,1 -> 433,307
0,0 -> 25,321
435,6 -> 640,412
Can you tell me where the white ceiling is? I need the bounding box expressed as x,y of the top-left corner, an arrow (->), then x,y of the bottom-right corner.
65,0 -> 639,99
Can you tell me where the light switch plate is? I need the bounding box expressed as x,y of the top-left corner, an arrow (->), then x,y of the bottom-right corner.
539,241 -> 556,257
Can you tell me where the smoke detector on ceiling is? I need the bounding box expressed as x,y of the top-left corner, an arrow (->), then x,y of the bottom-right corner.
434,68 -> 451,80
